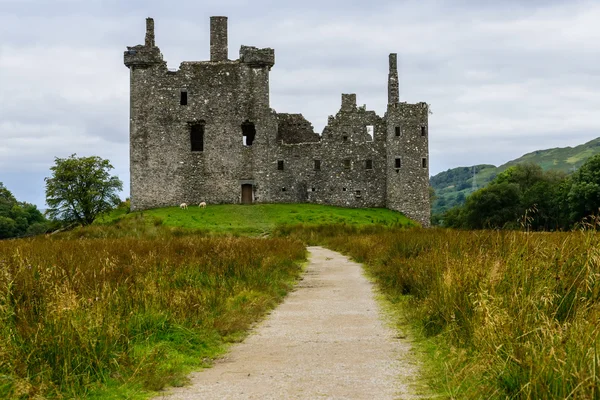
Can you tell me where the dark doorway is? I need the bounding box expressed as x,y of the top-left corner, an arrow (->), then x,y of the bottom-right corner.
297,182 -> 308,202
241,184 -> 253,204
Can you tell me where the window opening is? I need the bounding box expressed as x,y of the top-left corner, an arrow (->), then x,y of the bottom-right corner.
314,159 -> 321,171
421,126 -> 427,136
355,190 -> 362,197
342,135 -> 348,141
277,160 -> 284,170
281,187 -> 286,192
190,123 -> 204,152
242,120 -> 256,146
180,90 -> 188,106
422,157 -> 427,168
343,159 -> 351,169
366,160 -> 373,170
395,126 -> 401,136
311,187 -> 316,192
366,125 -> 374,141
342,187 -> 347,192
395,158 -> 401,169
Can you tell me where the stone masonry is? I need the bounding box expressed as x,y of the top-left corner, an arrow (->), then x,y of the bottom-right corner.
124,17 -> 431,226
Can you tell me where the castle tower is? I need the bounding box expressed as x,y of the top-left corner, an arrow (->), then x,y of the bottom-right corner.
385,53 -> 431,226
124,18 -> 167,211
124,16 -> 277,211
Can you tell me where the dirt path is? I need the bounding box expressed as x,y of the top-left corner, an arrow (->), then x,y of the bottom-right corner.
157,246 -> 422,399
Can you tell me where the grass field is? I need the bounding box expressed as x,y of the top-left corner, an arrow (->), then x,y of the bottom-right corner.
0,233 -> 306,398
0,204 -> 414,399
4,204 -> 598,399
96,203 -> 416,236
285,225 -> 600,399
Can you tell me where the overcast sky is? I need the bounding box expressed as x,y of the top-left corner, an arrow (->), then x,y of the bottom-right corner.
1,0 -> 599,207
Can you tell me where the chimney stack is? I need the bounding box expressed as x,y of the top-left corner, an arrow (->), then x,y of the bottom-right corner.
210,16 -> 228,62
388,53 -> 399,104
145,18 -> 155,47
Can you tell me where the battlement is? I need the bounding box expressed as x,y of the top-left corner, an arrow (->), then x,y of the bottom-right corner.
239,46 -> 275,69
124,45 -> 163,68
124,18 -> 163,69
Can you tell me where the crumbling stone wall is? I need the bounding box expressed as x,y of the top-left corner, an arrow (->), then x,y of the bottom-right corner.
276,114 -> 320,144
124,17 -> 431,226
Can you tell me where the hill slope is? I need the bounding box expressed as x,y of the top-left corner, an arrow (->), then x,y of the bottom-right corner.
431,137 -> 600,215
94,203 -> 416,237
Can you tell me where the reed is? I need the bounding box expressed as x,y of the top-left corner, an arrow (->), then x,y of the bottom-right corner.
284,224 -> 600,399
0,235 -> 305,398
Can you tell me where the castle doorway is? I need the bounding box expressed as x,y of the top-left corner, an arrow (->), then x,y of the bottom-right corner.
241,184 -> 253,204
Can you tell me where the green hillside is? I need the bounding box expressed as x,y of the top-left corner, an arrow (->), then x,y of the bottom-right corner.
431,137 -> 600,215
94,203 -> 416,237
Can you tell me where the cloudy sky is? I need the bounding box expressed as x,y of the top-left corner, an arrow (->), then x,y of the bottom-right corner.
1,0 -> 599,207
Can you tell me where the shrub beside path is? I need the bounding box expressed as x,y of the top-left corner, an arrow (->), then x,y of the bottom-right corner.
157,246 -> 423,399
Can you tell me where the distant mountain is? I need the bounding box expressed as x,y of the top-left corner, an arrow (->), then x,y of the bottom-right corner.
431,137 -> 600,215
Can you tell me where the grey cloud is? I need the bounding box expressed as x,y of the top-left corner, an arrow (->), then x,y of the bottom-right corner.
1,0 -> 599,208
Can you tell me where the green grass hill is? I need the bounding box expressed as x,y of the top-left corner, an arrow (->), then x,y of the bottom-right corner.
93,203 -> 416,237
431,137 -> 600,215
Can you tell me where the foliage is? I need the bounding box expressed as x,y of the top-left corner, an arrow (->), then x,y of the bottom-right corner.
285,224 -> 600,399
0,233 -> 305,398
45,154 -> 123,226
567,154 -> 600,223
439,161 -> 600,230
0,182 -> 47,239
431,136 -> 600,218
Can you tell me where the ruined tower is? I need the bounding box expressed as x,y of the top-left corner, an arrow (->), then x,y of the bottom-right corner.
124,17 -> 431,227
385,54 -> 431,226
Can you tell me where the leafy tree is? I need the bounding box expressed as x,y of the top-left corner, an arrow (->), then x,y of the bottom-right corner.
0,216 -> 16,238
495,163 -> 544,192
443,164 -> 570,230
566,154 -> 600,223
462,182 -> 522,229
0,183 -> 17,215
45,154 -> 123,226
0,183 -> 47,239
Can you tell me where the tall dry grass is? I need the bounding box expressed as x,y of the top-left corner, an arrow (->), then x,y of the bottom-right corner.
284,224 -> 600,399
0,235 -> 305,398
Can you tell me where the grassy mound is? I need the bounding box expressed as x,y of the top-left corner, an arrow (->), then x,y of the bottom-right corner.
96,203 -> 416,236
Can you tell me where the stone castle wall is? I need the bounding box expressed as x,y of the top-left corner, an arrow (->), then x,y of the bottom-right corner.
124,17 -> 431,226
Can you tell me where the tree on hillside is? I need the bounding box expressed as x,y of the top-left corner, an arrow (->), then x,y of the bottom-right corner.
442,164 -> 571,230
0,182 -> 47,239
45,154 -> 123,226
494,163 -> 544,191
462,182 -> 522,229
566,154 -> 600,223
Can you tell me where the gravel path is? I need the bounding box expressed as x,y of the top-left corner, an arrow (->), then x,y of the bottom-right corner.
156,246 -> 423,400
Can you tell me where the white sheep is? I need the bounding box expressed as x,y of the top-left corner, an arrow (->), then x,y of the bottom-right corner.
180,203 -> 188,209
199,201 -> 207,208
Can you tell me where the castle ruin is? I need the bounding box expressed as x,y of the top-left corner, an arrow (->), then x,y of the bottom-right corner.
124,17 -> 431,226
